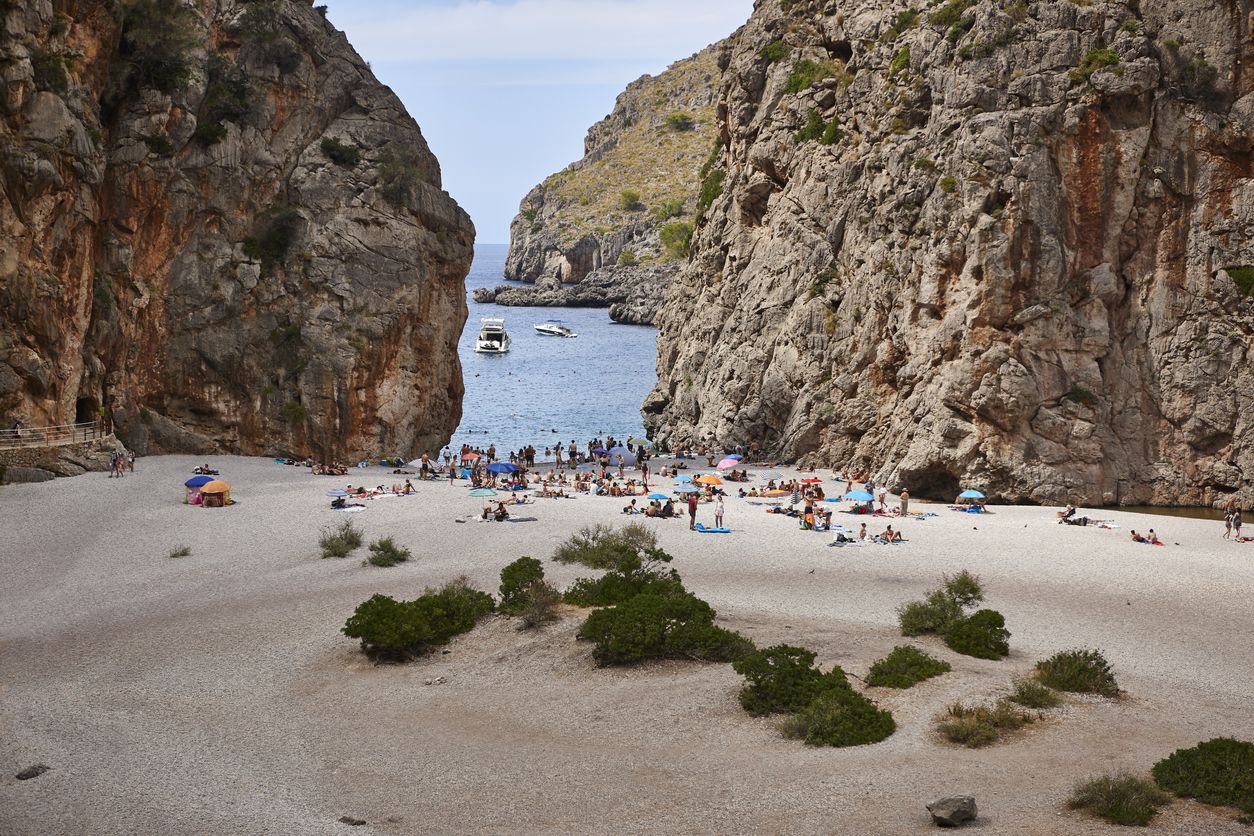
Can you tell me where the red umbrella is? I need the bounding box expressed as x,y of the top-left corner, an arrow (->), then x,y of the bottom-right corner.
801,477 -> 822,484
462,452 -> 481,461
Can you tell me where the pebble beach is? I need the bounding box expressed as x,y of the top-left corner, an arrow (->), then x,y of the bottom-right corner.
2,455 -> 1251,835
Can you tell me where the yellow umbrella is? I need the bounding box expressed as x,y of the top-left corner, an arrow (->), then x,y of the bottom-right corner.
763,489 -> 789,497
201,480 -> 231,493
695,475 -> 722,485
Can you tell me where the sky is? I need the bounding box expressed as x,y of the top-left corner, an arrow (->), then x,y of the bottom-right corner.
322,0 -> 753,245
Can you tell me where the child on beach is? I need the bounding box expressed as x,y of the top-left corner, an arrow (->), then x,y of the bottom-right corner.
714,496 -> 725,529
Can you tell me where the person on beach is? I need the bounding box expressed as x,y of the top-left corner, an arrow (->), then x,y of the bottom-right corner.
714,495 -> 725,529
900,489 -> 909,516
1225,511 -> 1234,540
1234,510 -> 1243,540
687,493 -> 699,530
877,487 -> 888,511
858,522 -> 868,541
1147,529 -> 1162,545
1130,530 -> 1146,543
880,525 -> 903,543
127,450 -> 136,472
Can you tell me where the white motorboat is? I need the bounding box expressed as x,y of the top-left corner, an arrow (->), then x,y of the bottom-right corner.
534,321 -> 577,338
474,317 -> 511,353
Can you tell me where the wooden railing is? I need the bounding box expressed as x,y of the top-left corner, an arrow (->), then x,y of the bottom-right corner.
0,421 -> 103,448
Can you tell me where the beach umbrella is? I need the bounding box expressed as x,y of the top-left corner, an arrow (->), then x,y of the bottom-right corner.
958,489 -> 986,500
695,475 -> 722,485
844,490 -> 875,502
592,447 -> 608,454
607,446 -> 635,464
326,489 -> 349,497
647,492 -> 669,500
727,453 -> 742,460
628,437 -> 653,449
201,480 -> 230,493
487,462 -> 519,474
791,489 -> 801,505
461,452 -> 481,461
469,488 -> 497,497
716,457 -> 739,470
758,471 -> 785,482
674,474 -> 693,482
801,477 -> 822,484
676,484 -> 700,493
407,458 -> 423,467
185,475 -> 213,488
763,489 -> 790,497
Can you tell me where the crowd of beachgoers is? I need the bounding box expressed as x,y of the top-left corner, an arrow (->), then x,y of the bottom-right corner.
249,434 -> 1253,547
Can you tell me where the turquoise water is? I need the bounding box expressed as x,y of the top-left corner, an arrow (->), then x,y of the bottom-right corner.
451,244 -> 658,455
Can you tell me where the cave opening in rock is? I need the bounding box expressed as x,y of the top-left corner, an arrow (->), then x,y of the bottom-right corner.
898,464 -> 960,502
75,396 -> 98,425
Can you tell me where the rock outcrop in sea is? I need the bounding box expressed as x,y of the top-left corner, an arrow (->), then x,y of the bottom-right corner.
0,0 -> 473,458
498,43 -> 724,323
645,0 -> 1254,506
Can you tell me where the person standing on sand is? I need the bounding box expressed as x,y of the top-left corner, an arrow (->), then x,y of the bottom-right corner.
1224,512 -> 1233,540
127,450 -> 135,472
714,495 -> 725,529
687,493 -> 699,530
900,489 -> 910,516
1234,510 -> 1243,540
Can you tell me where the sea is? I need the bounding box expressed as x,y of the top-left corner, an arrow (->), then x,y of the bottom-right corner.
451,243 -> 658,456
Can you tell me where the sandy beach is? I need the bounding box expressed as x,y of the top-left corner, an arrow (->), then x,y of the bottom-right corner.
1,455 -> 1251,835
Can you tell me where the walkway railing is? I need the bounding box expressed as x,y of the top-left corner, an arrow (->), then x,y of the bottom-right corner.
0,421 -> 103,449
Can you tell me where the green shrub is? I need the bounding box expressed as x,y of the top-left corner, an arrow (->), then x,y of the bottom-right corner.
913,157 -> 936,171
142,133 -> 175,156
1119,18 -> 1140,34
1151,738 -> 1254,817
554,523 -> 657,569
616,249 -> 638,267
314,5 -> 328,18
320,136 -> 361,167
112,0 -> 201,97
193,55 -> 251,146
795,109 -> 825,142
820,117 -> 842,145
944,608 -> 1010,659
660,221 -> 693,259
1035,649 -> 1119,696
1063,385 -> 1100,407
897,570 -> 983,636
651,199 -> 684,222
499,556 -> 545,613
563,552 -> 684,607
1180,56 -> 1218,100
664,112 -> 694,131
516,580 -> 562,629
341,578 -> 495,662
1068,772 -> 1172,826
1071,48 -> 1120,82
242,206 -> 302,274
697,168 -> 725,212
779,688 -> 896,747
578,591 -> 753,665
366,537 -> 410,567
889,44 -> 911,76
319,520 -> 363,558
1226,266 -> 1254,295
760,40 -> 789,63
927,0 -> 976,27
619,190 -> 643,211
31,47 -> 70,93
282,400 -> 306,425
734,645 -> 851,716
936,698 -> 1033,747
168,545 -> 192,559
1008,677 -> 1061,708
866,645 -> 951,688
698,139 -> 722,182
377,142 -> 426,207
940,175 -> 958,193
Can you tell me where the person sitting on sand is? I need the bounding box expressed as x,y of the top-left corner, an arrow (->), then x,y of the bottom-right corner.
1130,530 -> 1146,543
660,499 -> 675,518
1058,504 -> 1077,520
1147,529 -> 1162,545
858,522 -> 868,541
880,525 -> 903,543
494,502 -> 510,522
623,499 -> 638,515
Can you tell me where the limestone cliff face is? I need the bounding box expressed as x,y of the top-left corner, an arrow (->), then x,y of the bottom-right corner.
647,0 -> 1254,506
0,0 -> 473,458
504,44 -> 722,289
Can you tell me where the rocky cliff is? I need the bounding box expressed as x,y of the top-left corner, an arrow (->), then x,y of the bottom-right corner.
499,43 -> 723,321
0,0 -> 473,459
646,0 -> 1254,506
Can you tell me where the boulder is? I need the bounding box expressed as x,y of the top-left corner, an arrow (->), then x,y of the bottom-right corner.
926,796 -> 977,827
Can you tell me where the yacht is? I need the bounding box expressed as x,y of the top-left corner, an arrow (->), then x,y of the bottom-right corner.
534,320 -> 577,338
474,317 -> 510,354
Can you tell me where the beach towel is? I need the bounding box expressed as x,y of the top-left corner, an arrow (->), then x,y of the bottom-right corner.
695,523 -> 730,533
828,539 -> 868,547
505,516 -> 539,523
332,506 -> 365,513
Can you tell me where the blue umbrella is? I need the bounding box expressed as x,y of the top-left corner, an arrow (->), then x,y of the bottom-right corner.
326,488 -> 349,497
676,484 -> 700,493
487,462 -> 519,474
469,488 -> 497,497
607,445 -> 635,464
185,475 -> 213,488
592,447 -> 608,454
647,492 -> 669,500
727,453 -> 742,460
674,474 -> 693,482
845,490 -> 875,502
958,489 -> 985,500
